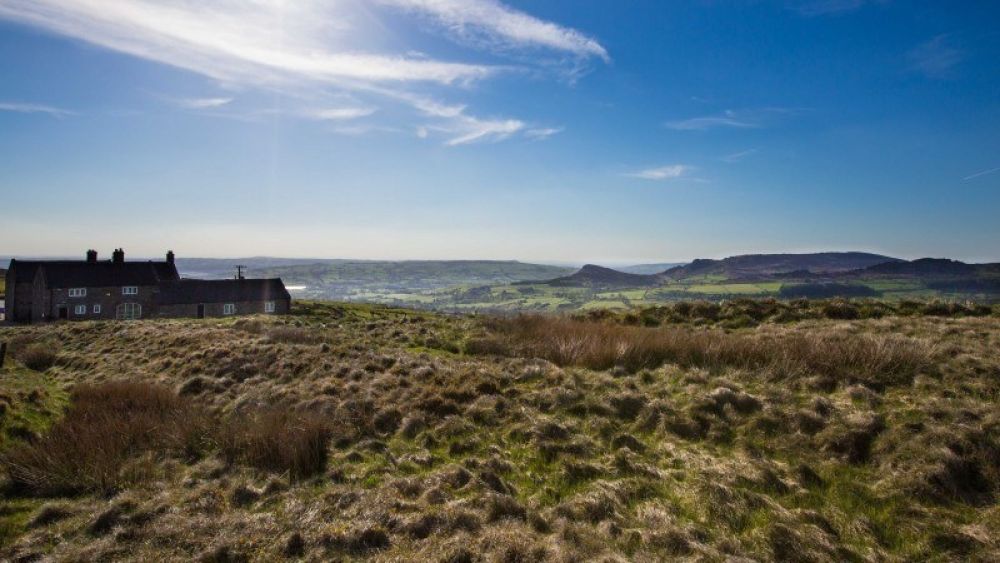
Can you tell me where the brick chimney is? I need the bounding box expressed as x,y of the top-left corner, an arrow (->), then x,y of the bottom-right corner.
166,250 -> 175,264
112,248 -> 125,264
86,249 -> 98,263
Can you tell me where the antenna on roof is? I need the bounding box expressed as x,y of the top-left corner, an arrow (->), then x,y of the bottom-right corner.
235,265 -> 247,280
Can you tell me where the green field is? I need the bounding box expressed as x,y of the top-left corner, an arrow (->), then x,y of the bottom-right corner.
335,274 -> 998,313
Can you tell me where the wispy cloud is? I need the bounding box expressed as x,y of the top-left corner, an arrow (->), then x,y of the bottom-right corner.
908,34 -> 963,79
330,124 -> 400,137
173,97 -> 233,109
722,148 -> 758,163
0,0 -> 601,146
380,0 -> 609,62
963,166 -> 1000,181
0,101 -> 74,117
309,107 -> 378,121
790,0 -> 872,17
666,115 -> 757,131
666,108 -> 801,131
0,2 -> 493,87
525,127 -> 564,140
444,117 -> 525,146
395,91 -> 525,145
625,165 -> 694,181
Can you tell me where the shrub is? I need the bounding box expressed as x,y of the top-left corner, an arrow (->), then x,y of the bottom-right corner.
1,382 -> 211,495
217,410 -> 332,480
18,345 -> 57,372
821,300 -> 860,320
7,335 -> 60,371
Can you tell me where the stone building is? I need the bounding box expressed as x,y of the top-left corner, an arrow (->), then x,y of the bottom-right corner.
4,249 -> 290,323
156,279 -> 291,318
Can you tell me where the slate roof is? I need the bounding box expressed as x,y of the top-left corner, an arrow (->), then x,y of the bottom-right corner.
156,279 -> 290,305
8,260 -> 180,288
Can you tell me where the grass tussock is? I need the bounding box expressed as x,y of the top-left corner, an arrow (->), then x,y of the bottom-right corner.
6,335 -> 59,372
217,410 -> 332,480
470,315 -> 933,383
0,382 -> 210,495
1,383 -> 334,496
591,297 -> 997,329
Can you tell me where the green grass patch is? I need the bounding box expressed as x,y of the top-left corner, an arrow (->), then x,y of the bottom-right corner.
0,367 -> 68,450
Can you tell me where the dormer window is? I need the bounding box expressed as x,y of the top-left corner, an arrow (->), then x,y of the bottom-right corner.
68,288 -> 86,297
122,286 -> 138,295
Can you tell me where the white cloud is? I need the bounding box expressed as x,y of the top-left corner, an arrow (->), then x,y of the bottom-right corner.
666,108 -> 802,131
310,107 -> 377,120
330,124 -> 399,136
394,91 -> 525,145
908,35 -> 963,79
0,1 -> 492,87
666,115 -> 757,131
791,0 -> 870,17
0,0 -> 603,147
380,0 -> 609,62
722,148 -> 758,163
963,166 -> 1000,181
444,116 -> 525,146
525,127 -> 564,140
626,165 -> 693,181
174,97 -> 233,109
0,101 -> 74,117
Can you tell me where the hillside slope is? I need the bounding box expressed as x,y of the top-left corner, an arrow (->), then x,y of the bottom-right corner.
544,264 -> 661,287
0,302 -> 997,561
664,252 -> 901,279
860,257 -> 1000,277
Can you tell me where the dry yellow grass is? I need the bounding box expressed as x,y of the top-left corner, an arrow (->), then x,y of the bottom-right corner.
0,301 -> 996,561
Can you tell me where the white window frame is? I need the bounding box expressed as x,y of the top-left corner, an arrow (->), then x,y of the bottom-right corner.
74,304 -> 87,315
264,301 -> 275,313
223,303 -> 236,315
68,288 -> 86,298
116,303 -> 142,320
93,304 -> 101,314
122,286 -> 139,295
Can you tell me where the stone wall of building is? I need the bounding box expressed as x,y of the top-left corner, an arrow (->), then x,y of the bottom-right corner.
157,298 -> 290,319
47,285 -> 160,320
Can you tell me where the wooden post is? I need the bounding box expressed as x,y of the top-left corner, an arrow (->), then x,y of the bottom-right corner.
0,341 -> 6,369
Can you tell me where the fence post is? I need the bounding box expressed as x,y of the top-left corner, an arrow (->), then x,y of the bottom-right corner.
0,341 -> 6,369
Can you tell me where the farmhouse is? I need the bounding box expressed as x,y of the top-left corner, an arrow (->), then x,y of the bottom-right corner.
4,249 -> 290,323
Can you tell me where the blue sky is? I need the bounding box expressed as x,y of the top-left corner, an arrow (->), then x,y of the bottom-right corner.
0,0 -> 998,263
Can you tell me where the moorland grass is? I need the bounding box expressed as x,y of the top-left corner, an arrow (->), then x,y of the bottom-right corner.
0,301 -> 995,561
469,314 -> 933,384
1,382 -> 334,497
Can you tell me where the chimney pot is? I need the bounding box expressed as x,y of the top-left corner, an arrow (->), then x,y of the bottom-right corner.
112,248 -> 125,264
86,249 -> 98,263
166,250 -> 175,264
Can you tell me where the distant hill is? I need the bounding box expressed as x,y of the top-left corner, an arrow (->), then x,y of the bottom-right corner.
176,257 -> 354,279
241,260 -> 575,301
616,262 -> 686,275
545,264 -> 660,287
663,252 -> 901,279
861,258 -> 982,277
